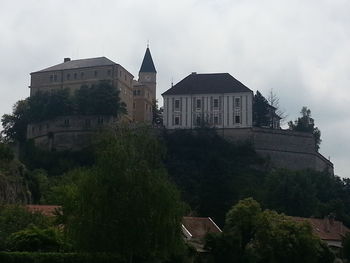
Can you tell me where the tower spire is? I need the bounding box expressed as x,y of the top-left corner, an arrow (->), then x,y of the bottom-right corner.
139,45 -> 157,73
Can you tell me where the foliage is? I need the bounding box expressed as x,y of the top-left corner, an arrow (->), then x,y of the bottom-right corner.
0,252 -> 126,263
253,91 -> 270,127
342,232 -> 350,260
0,143 -> 14,162
74,81 -> 126,116
288,106 -> 322,151
20,140 -> 95,177
152,99 -> 163,126
1,100 -> 31,143
6,226 -> 64,252
1,81 -> 126,142
163,128 -> 268,226
0,205 -> 50,250
61,126 -> 185,262
206,198 -> 334,263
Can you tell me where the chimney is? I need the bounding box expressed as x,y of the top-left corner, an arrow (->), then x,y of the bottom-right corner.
191,72 -> 197,75
64,58 -> 71,63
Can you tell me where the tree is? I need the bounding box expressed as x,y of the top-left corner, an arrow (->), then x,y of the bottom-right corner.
61,126 -> 185,262
75,81 -> 126,116
267,88 -> 287,124
152,99 -> 163,126
253,91 -> 270,127
288,107 -> 322,151
1,100 -> 31,142
206,198 -> 334,263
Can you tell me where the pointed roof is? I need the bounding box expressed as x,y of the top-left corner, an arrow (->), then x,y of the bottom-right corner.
32,57 -> 117,73
162,73 -> 252,96
139,47 -> 157,73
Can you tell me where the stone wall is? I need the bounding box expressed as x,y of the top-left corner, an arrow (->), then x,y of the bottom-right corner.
220,127 -> 333,174
27,115 -> 116,151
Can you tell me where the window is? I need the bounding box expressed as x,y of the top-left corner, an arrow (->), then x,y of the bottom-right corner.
133,102 -> 135,109
196,115 -> 201,126
81,72 -> 84,79
235,98 -> 240,108
213,98 -> 219,109
53,75 -> 57,81
137,90 -> 141,96
74,73 -> 77,80
133,90 -> 137,96
175,99 -> 180,110
196,99 -> 201,109
67,74 -> 70,80
94,71 -> 98,77
146,104 -> 148,110
64,119 -> 70,126
98,117 -> 104,124
174,116 -> 180,125
107,70 -> 111,76
235,115 -> 241,124
214,116 -> 219,125
50,75 -> 53,82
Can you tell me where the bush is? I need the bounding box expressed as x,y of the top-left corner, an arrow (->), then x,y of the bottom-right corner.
6,226 -> 64,252
0,252 -> 126,263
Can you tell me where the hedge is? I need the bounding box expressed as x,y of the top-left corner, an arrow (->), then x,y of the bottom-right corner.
0,252 -> 126,263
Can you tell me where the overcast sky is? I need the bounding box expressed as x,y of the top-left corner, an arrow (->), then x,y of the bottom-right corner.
1,0 -> 349,177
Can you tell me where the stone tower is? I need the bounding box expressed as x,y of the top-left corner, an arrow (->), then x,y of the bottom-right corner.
138,46 -> 157,101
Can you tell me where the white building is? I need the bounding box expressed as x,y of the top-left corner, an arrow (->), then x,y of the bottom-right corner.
162,73 -> 253,129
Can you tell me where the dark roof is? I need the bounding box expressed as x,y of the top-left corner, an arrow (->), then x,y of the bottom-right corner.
162,73 -> 252,96
182,217 -> 222,239
139,47 -> 156,73
26,205 -> 61,217
33,57 -> 117,73
291,216 -> 350,242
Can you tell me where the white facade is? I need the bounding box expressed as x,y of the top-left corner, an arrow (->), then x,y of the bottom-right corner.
163,92 -> 253,129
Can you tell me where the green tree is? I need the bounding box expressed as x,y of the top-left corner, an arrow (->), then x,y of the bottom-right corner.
1,100 -> 31,143
263,169 -> 318,217
75,81 -> 126,116
163,129 -> 266,226
61,126 -> 185,262
253,91 -> 270,127
206,198 -> 334,263
288,107 -> 322,151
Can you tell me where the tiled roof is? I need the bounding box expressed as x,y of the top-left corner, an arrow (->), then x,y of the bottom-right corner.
290,216 -> 350,241
182,216 -> 222,239
162,73 -> 252,96
26,205 -> 61,217
33,57 -> 117,73
139,47 -> 156,73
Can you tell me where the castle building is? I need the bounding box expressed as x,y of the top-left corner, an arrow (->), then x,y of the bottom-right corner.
162,73 -> 253,129
29,47 -> 157,123
30,57 -> 135,121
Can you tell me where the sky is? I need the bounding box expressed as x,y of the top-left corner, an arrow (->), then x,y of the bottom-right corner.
0,0 -> 349,177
